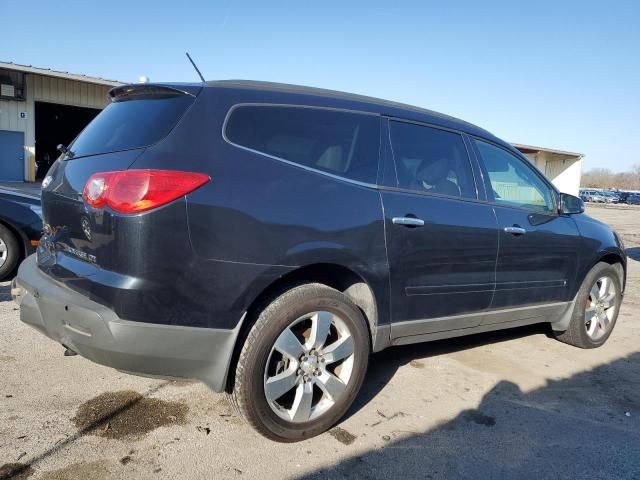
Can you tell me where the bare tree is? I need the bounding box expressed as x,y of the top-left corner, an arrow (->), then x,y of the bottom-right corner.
582,165 -> 640,190
632,164 -> 640,189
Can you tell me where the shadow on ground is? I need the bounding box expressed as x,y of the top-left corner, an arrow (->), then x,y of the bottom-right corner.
346,324 -> 549,420
300,351 -> 640,479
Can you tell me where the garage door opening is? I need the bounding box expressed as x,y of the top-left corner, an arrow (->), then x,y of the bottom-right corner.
34,102 -> 100,179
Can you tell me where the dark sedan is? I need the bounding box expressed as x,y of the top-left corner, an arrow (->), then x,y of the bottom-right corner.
0,187 -> 42,279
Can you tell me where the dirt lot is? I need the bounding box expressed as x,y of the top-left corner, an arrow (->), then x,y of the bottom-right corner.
1,204 -> 639,479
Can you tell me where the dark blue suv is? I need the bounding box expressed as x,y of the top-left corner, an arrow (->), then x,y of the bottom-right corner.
13,81 -> 626,441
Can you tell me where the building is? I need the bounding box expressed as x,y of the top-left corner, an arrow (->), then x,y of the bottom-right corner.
513,143 -> 583,196
0,62 -> 584,193
0,62 -> 122,181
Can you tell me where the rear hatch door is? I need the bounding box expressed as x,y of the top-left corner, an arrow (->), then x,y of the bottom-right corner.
40,84 -> 200,278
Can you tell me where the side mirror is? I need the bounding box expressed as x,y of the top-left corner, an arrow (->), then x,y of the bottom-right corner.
560,193 -> 584,215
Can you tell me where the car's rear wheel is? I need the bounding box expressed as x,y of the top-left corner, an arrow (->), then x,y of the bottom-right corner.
0,224 -> 20,280
228,283 -> 370,442
555,262 -> 622,348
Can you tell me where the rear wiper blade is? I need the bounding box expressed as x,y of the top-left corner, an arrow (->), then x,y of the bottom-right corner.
57,144 -> 75,158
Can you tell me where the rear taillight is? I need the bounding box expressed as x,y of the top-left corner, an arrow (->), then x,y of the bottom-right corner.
83,169 -> 210,213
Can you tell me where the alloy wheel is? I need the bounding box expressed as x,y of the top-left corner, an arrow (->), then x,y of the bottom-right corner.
263,311 -> 355,423
0,238 -> 7,268
585,275 -> 618,341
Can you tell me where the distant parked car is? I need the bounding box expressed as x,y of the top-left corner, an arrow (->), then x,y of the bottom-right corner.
580,190 -> 606,203
0,188 -> 42,279
579,190 -> 591,202
627,193 -> 640,205
580,190 -> 594,202
603,192 -> 620,204
617,192 -> 630,203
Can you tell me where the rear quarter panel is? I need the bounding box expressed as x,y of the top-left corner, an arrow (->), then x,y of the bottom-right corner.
131,88 -> 389,329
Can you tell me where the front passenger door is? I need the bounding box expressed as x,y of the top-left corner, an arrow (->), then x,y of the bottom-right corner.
472,139 -> 580,314
382,121 -> 499,339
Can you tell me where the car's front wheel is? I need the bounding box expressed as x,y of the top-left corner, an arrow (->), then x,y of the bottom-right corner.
228,283 -> 370,442
555,262 -> 622,348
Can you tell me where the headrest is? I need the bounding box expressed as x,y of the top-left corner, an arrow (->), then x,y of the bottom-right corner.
316,146 -> 345,172
416,157 -> 450,184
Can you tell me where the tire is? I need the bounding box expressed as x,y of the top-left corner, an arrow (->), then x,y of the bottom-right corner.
554,262 -> 622,348
0,224 -> 20,280
227,283 -> 370,442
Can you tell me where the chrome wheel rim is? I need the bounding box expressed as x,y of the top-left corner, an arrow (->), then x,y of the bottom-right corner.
264,311 -> 355,423
585,276 -> 617,341
0,239 -> 7,268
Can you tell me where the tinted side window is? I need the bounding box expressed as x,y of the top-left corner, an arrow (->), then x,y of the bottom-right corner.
389,121 -> 476,199
474,139 -> 554,212
225,106 -> 380,184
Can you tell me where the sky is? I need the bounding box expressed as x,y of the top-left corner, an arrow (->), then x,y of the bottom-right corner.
3,0 -> 639,171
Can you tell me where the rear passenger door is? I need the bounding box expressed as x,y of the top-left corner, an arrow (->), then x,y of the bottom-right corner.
471,138 -> 580,316
381,120 -> 499,339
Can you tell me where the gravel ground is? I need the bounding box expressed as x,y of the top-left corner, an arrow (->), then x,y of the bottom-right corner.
1,204 -> 639,479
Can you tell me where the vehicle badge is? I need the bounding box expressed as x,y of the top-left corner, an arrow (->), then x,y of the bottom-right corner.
81,217 -> 92,241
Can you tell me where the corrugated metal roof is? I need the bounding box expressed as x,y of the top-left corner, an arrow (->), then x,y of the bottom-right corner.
0,61 -> 123,87
513,143 -> 583,158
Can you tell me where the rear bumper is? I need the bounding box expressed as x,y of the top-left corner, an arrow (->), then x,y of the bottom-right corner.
13,255 -> 242,392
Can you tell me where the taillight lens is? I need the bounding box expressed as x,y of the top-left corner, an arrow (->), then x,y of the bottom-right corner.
83,170 -> 210,213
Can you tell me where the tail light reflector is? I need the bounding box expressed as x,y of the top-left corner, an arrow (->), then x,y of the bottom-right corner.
83,169 -> 210,213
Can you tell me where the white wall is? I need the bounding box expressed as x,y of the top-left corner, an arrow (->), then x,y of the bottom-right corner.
521,151 -> 582,196
0,98 -> 30,131
523,152 -> 546,173
0,73 -> 112,180
547,156 -> 582,196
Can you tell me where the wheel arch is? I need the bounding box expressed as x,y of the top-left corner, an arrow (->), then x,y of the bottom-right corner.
574,249 -> 626,301
225,262 -> 380,392
553,251 -> 626,333
594,250 -> 626,291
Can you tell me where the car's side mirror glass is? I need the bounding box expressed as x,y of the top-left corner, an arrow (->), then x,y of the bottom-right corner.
560,193 -> 584,214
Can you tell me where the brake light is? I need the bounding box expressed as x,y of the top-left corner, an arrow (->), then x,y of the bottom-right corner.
83,170 -> 210,213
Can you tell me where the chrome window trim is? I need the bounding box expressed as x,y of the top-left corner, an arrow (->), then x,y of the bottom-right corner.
221,103 -> 381,189
377,184 -> 492,206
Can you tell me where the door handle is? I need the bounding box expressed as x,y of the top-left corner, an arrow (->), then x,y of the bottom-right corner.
504,226 -> 527,235
392,217 -> 425,227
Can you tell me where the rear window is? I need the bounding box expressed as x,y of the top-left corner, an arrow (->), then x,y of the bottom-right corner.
224,105 -> 380,184
68,90 -> 195,158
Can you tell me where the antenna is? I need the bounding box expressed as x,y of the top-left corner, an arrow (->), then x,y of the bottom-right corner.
185,52 -> 206,83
